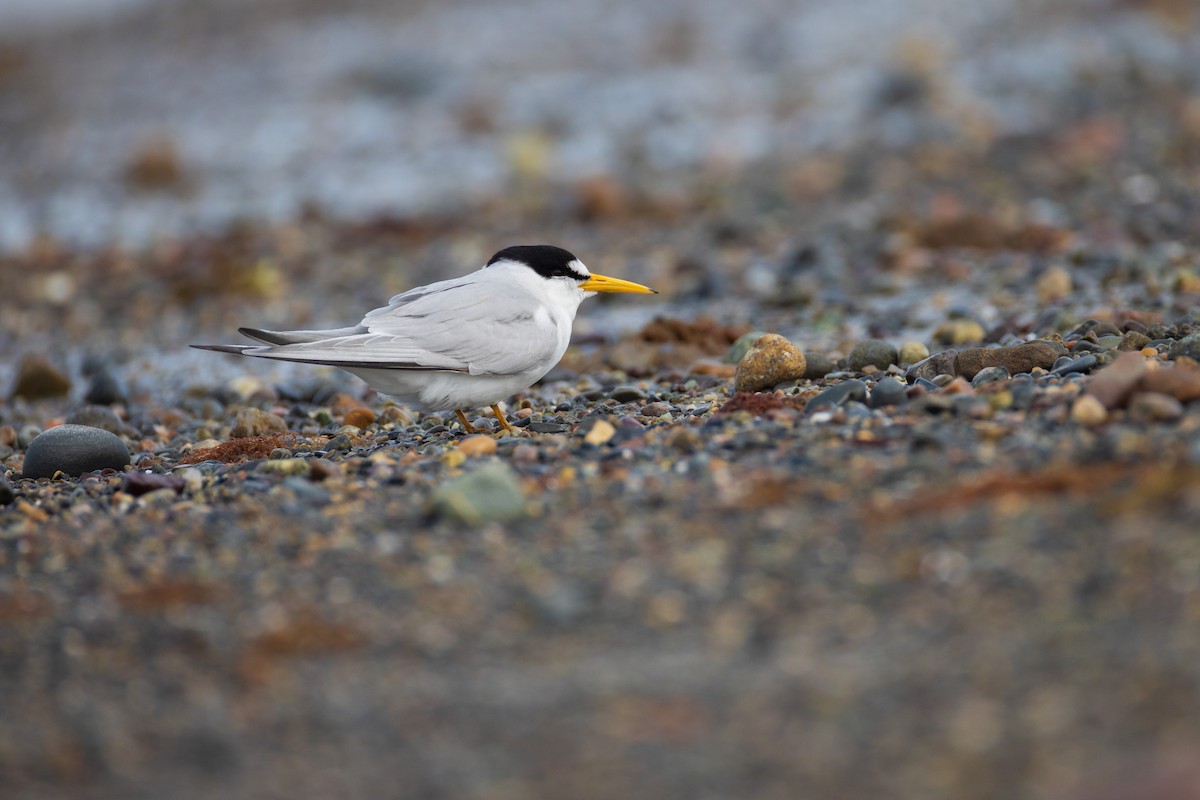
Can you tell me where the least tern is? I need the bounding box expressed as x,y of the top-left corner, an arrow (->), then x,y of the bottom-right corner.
193,245 -> 656,432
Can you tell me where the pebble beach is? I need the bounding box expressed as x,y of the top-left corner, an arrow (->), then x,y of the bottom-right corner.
3,1 -> 1200,798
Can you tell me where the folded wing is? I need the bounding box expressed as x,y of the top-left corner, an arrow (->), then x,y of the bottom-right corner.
207,273 -> 560,376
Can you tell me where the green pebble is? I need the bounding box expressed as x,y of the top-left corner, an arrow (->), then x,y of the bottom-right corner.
431,462 -> 527,526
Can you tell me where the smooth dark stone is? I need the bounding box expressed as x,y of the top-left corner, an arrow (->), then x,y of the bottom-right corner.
83,367 -> 125,405
0,477 -> 14,506
21,424 -> 131,479
609,385 -> 646,402
1048,354 -> 1099,377
869,378 -> 908,408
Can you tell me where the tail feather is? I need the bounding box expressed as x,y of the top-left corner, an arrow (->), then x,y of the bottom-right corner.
238,326 -> 365,345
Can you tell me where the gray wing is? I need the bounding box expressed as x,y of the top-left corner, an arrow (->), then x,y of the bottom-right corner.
213,272 -> 561,376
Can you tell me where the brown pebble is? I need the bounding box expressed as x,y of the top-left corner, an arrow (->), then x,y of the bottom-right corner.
124,134 -> 187,190
459,435 -> 498,457
342,407 -> 376,429
734,334 -> 806,393
1086,351 -> 1147,410
950,341 -> 1066,381
10,355 -> 71,400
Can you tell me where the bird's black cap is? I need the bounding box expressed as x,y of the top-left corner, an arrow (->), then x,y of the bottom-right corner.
487,245 -> 587,281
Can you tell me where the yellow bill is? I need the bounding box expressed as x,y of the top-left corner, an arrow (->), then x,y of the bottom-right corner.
580,273 -> 657,294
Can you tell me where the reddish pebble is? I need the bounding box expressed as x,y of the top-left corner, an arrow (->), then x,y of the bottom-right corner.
343,408 -> 375,428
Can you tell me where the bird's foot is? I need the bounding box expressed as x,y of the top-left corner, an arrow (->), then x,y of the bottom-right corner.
454,409 -> 477,434
490,404 -> 513,432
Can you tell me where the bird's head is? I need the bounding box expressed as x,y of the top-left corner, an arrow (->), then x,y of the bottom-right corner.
486,245 -> 657,301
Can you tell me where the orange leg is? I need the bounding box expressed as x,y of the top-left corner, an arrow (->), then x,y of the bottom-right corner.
491,404 -> 513,431
454,409 -> 477,434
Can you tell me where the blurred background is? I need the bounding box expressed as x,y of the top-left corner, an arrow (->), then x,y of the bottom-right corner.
0,0 -> 1194,252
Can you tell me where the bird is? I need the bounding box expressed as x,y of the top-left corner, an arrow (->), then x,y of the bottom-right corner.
192,245 -> 657,433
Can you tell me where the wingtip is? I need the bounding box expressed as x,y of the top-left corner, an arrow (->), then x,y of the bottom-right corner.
190,343 -> 253,355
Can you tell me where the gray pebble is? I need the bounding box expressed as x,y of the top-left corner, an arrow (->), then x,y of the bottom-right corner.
0,476 -> 14,506
327,434 -> 353,451
869,378 -> 908,408
847,339 -> 898,372
21,424 -> 131,479
803,353 -> 835,379
1168,334 -> 1200,361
